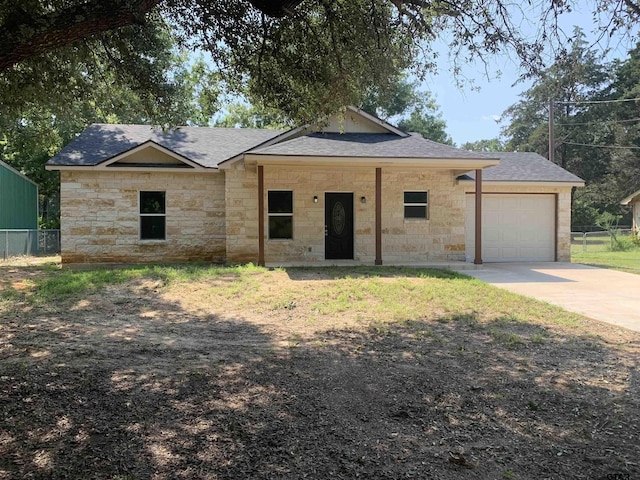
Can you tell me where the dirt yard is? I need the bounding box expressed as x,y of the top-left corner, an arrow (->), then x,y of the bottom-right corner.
0,258 -> 639,480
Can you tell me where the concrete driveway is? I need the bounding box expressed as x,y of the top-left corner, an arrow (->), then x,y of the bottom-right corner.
464,262 -> 640,332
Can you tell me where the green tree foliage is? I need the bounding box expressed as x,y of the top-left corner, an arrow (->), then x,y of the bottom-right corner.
0,20 -> 220,226
501,31 -> 640,228
502,29 -> 611,175
360,75 -> 418,121
216,75 -> 453,142
4,1 -> 640,124
214,102 -> 293,129
460,138 -> 506,152
0,16 -> 218,126
358,76 -> 452,143
397,103 -> 452,145
601,44 -> 640,206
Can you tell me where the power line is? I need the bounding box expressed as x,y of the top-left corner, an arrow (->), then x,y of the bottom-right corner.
555,97 -> 640,105
561,141 -> 640,150
555,117 -> 640,126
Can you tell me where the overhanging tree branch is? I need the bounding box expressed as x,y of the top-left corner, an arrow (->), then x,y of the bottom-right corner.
0,0 -> 304,71
0,0 -> 161,71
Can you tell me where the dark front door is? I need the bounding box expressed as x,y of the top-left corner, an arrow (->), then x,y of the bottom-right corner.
325,193 -> 354,259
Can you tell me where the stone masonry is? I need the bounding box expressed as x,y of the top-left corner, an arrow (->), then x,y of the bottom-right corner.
60,171 -> 225,264
225,161 -> 467,264
60,166 -> 575,265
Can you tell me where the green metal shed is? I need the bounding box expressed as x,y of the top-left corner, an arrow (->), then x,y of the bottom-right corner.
1,160 -> 39,257
0,159 -> 38,229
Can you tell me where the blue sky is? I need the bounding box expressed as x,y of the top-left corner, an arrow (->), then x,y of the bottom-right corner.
422,4 -> 636,146
422,54 -> 529,146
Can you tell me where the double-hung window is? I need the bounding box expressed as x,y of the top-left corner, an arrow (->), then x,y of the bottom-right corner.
140,191 -> 166,240
268,191 -> 293,239
404,191 -> 428,219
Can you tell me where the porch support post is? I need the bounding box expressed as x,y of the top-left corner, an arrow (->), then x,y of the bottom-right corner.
258,165 -> 265,267
474,169 -> 483,265
554,193 -> 559,262
375,167 -> 383,265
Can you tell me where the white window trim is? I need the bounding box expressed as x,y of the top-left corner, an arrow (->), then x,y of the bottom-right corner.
267,190 -> 294,240
404,191 -> 429,220
139,191 -> 167,241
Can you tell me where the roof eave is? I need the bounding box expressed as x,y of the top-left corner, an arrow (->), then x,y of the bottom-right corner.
621,189 -> 640,205
244,153 -> 499,169
458,179 -> 585,187
46,140 -> 214,171
46,164 -> 218,173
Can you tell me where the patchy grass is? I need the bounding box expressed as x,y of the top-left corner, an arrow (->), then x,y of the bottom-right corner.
572,248 -> 640,274
1,259 -> 639,479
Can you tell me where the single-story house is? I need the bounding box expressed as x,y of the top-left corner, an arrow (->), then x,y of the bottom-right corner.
45,107 -> 583,266
621,189 -> 640,233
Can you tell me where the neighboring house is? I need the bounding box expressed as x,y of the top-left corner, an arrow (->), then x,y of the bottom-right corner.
621,189 -> 640,233
0,159 -> 38,229
45,107 -> 583,266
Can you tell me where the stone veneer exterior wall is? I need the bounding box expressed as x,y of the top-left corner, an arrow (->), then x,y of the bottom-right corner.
59,166 -> 574,265
60,171 -> 225,264
225,161 -> 467,264
381,170 -> 466,263
461,183 -> 574,262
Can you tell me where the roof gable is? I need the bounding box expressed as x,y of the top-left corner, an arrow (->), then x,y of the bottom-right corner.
47,124 -> 285,169
99,142 -> 202,170
621,189 -> 640,205
319,107 -> 408,136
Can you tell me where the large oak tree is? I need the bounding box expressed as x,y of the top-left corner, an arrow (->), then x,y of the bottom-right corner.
3,0 -> 640,123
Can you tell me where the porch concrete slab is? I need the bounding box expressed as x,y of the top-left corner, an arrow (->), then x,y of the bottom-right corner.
266,261 -> 482,270
464,262 -> 640,333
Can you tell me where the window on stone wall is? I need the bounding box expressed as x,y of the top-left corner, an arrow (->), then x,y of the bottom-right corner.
140,191 -> 166,240
404,191 -> 428,219
268,190 -> 293,239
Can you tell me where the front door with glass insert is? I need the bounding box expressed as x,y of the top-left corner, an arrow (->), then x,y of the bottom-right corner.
325,193 -> 354,259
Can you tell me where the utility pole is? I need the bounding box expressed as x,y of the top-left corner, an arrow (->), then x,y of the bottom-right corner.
548,99 -> 555,164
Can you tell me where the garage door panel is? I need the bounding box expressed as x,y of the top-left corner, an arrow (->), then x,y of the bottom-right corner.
466,194 -> 555,262
501,230 -> 518,243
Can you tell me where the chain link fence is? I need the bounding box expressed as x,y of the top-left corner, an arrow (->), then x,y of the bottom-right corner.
571,229 -> 637,252
1,229 -> 61,259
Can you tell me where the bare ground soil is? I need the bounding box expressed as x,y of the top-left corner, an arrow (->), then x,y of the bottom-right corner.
1,259 -> 639,480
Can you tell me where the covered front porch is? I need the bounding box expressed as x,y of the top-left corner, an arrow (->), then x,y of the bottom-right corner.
245,158 -> 491,267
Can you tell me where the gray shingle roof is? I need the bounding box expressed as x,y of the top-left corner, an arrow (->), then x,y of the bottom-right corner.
247,132 -> 494,160
460,152 -> 584,183
47,124 -> 286,168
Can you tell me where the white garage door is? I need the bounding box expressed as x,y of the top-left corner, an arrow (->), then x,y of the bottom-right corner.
466,194 -> 555,262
